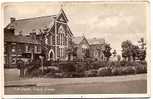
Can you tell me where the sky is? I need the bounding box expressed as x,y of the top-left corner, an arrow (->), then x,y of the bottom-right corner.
3,2 -> 149,55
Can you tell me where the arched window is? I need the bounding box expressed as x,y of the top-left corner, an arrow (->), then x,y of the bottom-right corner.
58,25 -> 65,46
45,35 -> 48,45
58,25 -> 65,34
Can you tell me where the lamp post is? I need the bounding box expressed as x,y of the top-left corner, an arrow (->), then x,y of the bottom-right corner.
39,56 -> 44,73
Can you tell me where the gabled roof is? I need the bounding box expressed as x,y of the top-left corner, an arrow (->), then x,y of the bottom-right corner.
72,36 -> 90,47
88,38 -> 105,45
56,8 -> 68,22
5,15 -> 56,35
72,36 -> 84,44
4,34 -> 40,44
73,36 -> 105,45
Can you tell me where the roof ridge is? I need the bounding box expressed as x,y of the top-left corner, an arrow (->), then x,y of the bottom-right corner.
15,15 -> 57,21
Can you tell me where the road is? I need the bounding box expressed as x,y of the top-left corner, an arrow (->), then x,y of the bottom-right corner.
4,73 -> 147,94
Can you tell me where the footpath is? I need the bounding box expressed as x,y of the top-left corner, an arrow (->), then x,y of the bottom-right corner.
5,74 -> 147,87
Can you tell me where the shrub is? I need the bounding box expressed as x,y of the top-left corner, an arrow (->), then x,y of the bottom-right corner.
54,73 -> 64,78
89,61 -> 100,69
121,66 -> 136,75
126,61 -> 140,67
44,72 -> 54,78
139,60 -> 147,65
25,68 -> 43,77
63,72 -> 74,78
84,69 -> 97,77
76,62 -> 88,72
97,67 -> 112,76
71,72 -> 85,78
120,60 -> 127,66
100,61 -> 110,67
111,67 -> 122,75
44,72 -> 64,78
135,65 -> 147,74
59,62 -> 76,72
109,61 -> 121,67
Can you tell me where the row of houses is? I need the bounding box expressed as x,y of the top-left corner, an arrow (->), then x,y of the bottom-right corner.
4,8 -> 107,68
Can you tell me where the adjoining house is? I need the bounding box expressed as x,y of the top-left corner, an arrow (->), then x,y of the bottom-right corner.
4,8 -> 73,67
72,36 -> 106,61
4,30 -> 41,68
72,36 -> 90,60
88,38 -> 106,61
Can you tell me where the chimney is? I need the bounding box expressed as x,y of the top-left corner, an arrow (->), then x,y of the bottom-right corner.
10,17 -> 16,23
30,32 -> 37,40
18,31 -> 23,36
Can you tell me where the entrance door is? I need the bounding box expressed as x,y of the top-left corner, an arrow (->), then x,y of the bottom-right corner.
48,49 -> 54,61
50,51 -> 53,60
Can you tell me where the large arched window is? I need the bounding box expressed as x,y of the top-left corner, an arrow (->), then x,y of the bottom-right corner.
58,25 -> 66,58
58,25 -> 65,46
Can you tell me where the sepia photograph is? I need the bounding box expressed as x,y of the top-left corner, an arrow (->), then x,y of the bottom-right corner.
2,1 -> 150,97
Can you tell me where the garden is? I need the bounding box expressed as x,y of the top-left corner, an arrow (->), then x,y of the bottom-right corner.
24,59 -> 147,78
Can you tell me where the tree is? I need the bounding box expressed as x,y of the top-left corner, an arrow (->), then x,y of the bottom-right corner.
138,49 -> 146,61
66,39 -> 74,61
121,38 -> 146,62
103,44 -> 112,61
39,27 -> 51,61
131,45 -> 139,61
138,38 -> 146,50
121,40 -> 133,61
112,50 -> 117,57
137,38 -> 146,61
117,55 -> 121,62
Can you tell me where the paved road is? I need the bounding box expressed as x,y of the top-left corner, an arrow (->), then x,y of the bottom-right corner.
4,74 -> 147,94
4,68 -> 20,82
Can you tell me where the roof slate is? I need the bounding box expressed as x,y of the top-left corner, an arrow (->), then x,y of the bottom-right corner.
72,36 -> 84,44
88,38 -> 105,45
6,15 -> 56,35
72,36 -> 105,45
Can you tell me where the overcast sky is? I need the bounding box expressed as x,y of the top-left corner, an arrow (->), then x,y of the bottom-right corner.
3,2 -> 148,55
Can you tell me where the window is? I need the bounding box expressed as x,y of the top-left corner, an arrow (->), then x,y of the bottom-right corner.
62,34 -> 64,45
37,46 -> 41,53
25,45 -> 30,52
65,37 -> 67,46
60,34 -> 62,45
11,57 -> 16,64
11,46 -> 16,53
45,36 -> 48,44
58,25 -> 65,34
4,46 -> 7,54
57,35 -> 60,45
58,25 -> 65,46
50,36 -> 52,45
61,48 -> 63,57
34,46 -> 37,53
57,46 -> 60,57
60,48 -> 61,57
52,36 -> 55,45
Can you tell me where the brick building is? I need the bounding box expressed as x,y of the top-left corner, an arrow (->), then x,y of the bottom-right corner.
4,29 -> 41,67
72,36 -> 106,61
72,36 -> 90,60
88,38 -> 106,61
4,8 -> 73,67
